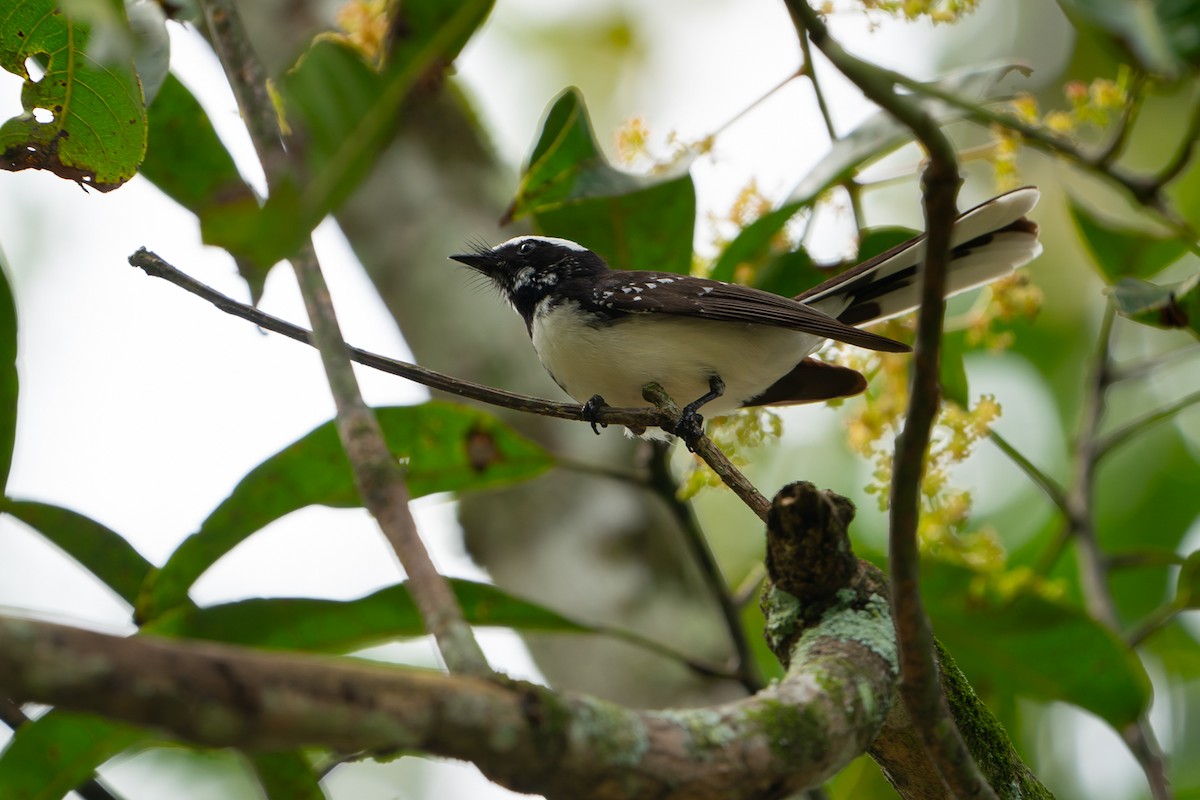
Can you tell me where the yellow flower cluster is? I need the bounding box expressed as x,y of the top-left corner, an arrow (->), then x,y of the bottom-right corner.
993,72 -> 1129,187
841,316 -> 1012,570
856,0 -> 981,24
964,271 -> 1043,351
613,116 -> 702,175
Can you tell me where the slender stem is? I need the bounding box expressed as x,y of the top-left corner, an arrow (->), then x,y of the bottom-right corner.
1126,603 -> 1182,648
198,0 -> 488,676
1096,390 -> 1200,460
987,430 -> 1069,514
733,563 -> 767,608
127,249 -> 665,429
1068,307 -> 1119,626
1064,307 -> 1172,800
783,4 -> 996,799
1110,344 -> 1200,383
799,32 -> 838,142
1093,72 -> 1146,168
646,443 -> 764,693
1147,93 -> 1200,191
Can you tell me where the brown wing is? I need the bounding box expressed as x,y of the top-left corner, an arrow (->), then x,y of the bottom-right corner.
588,271 -> 911,353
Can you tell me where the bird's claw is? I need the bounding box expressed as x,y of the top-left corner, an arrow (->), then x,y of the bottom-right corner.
582,395 -> 609,436
673,409 -> 705,452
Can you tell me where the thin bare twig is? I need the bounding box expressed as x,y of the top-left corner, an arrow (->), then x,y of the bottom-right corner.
645,442 -> 764,693
640,384 -> 772,521
1062,307 -> 1172,800
988,430 -> 1069,514
783,4 -> 995,799
1096,389 -> 1200,460
198,0 -> 488,675
127,248 -> 668,431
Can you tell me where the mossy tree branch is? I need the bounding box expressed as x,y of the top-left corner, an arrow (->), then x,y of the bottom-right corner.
0,484 -> 907,800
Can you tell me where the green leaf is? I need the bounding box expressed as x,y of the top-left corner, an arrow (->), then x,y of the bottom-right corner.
925,560 -> 1151,729
1176,550 -> 1200,610
510,87 -> 696,274
248,752 -> 326,800
139,74 -> 266,300
708,204 -> 803,283
789,64 -> 1029,207
137,402 -> 552,621
0,0 -> 146,190
1,499 -> 153,606
1109,274 -> 1200,337
1056,0 -> 1200,79
0,251 -> 15,495
710,63 -> 1025,276
753,247 -> 826,298
202,0 -> 494,269
940,330 -> 970,408
0,710 -> 146,800
144,579 -> 589,652
1068,197 -> 1187,282
857,226 -> 920,262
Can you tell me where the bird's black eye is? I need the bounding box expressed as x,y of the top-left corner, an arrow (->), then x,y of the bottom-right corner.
516,240 -> 537,255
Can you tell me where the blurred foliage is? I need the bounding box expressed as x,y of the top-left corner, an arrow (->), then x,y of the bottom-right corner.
0,1 -> 1199,799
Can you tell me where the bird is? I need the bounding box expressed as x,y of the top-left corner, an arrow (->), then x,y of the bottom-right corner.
451,187 -> 1041,444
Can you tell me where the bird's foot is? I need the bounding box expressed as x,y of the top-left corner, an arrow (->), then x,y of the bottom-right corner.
674,375 -> 725,452
673,409 -> 706,452
582,395 -> 609,436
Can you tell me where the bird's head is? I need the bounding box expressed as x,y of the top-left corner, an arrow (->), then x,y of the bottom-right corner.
450,236 -> 608,321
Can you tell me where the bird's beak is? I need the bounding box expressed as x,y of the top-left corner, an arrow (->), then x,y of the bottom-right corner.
449,252 -> 497,273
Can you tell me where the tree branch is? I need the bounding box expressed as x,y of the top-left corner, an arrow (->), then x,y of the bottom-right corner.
0,484 -> 902,800
197,0 -> 488,675
641,384 -> 772,521
645,442 -> 764,693
782,3 -> 994,798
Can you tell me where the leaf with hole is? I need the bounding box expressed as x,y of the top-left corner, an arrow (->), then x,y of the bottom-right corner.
510,87 -> 696,274
0,0 -> 146,189
137,402 -> 553,622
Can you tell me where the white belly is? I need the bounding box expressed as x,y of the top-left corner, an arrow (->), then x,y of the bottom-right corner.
530,302 -> 823,415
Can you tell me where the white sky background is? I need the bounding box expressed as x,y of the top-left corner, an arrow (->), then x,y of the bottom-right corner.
0,2 -> 1151,799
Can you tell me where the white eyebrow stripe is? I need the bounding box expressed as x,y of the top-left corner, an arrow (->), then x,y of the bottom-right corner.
498,235 -> 589,252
